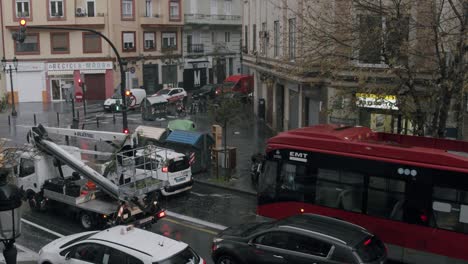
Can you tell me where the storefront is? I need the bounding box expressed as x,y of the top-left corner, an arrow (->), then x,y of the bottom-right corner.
6,62 -> 45,103
183,60 -> 209,91
356,93 -> 414,133
46,61 -> 114,102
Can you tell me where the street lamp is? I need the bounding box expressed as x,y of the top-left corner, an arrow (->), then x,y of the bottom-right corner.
1,57 -> 18,117
0,168 -> 22,264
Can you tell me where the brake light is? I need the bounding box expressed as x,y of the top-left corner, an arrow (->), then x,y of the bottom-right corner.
157,211 -> 166,218
364,238 -> 372,246
300,208 -> 304,213
162,167 -> 168,173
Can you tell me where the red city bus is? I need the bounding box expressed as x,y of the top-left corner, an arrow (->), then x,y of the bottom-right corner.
258,124 -> 468,264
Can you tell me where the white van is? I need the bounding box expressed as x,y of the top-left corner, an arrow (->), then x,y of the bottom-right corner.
103,88 -> 146,112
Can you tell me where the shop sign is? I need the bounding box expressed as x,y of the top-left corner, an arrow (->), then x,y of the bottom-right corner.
47,61 -> 113,71
356,93 -> 398,110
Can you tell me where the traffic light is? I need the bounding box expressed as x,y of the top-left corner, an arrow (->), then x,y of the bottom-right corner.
78,78 -> 84,87
13,19 -> 27,43
123,128 -> 129,134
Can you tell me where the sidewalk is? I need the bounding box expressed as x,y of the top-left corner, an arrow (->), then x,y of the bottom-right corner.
0,244 -> 38,264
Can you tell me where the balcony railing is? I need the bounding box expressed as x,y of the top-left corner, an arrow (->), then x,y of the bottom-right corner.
187,44 -> 204,53
184,14 -> 241,24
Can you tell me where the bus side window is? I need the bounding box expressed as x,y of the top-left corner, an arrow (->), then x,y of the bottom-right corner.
432,186 -> 468,234
19,158 -> 35,178
367,177 -> 405,221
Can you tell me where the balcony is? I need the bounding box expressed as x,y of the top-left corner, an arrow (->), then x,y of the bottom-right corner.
74,13 -> 106,26
187,44 -> 204,54
184,14 -> 241,25
140,14 -> 164,25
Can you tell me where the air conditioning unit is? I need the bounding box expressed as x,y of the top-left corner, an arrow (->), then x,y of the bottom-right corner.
76,7 -> 86,17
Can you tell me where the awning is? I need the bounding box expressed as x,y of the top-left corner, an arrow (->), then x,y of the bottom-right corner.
48,70 -> 74,76
80,69 -> 107,74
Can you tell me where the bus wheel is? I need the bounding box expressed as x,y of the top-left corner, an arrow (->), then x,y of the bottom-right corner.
79,212 -> 95,230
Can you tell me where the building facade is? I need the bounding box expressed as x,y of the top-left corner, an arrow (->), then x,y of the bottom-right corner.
183,0 -> 242,90
243,0 -> 467,138
1,0 -> 183,102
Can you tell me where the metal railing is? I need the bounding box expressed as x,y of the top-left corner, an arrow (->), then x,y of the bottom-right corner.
187,43 -> 204,53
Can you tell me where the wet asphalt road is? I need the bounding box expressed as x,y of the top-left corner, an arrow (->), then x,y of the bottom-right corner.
18,183 -> 257,264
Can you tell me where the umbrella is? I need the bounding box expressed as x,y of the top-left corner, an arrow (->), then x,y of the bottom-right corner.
167,119 -> 196,131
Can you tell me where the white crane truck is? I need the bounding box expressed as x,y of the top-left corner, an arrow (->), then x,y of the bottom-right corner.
16,125 -> 166,229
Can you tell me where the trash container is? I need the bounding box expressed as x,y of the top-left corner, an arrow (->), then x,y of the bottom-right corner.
216,147 -> 237,169
258,98 -> 265,120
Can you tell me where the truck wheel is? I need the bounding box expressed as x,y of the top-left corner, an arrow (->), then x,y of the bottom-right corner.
79,212 -> 95,230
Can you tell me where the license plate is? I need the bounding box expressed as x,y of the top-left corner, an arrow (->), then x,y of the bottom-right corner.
139,216 -> 153,225
175,176 -> 186,183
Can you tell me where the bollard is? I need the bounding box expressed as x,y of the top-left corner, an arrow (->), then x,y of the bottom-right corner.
96,117 -> 99,128
81,123 -> 85,130
56,112 -> 60,126
33,114 -> 37,126
94,145 -> 98,159
77,111 -> 80,121
65,135 -> 70,146
7,115 -> 10,126
113,113 -> 116,124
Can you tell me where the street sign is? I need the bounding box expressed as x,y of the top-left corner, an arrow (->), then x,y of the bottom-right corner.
75,92 -> 83,102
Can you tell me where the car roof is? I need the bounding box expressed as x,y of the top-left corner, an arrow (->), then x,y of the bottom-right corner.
89,226 -> 188,262
276,214 -> 370,247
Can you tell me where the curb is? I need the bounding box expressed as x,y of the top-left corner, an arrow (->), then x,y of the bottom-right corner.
193,179 -> 257,197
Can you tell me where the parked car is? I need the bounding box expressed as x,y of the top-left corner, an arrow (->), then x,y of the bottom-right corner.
103,88 -> 146,112
192,84 -> 218,100
38,225 -> 205,264
216,75 -> 254,96
152,87 -> 187,103
212,213 -> 387,264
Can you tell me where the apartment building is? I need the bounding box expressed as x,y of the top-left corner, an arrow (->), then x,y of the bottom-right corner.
183,0 -> 242,89
243,0 -> 467,137
1,0 -> 183,102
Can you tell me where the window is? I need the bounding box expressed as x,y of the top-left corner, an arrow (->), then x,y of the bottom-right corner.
122,32 -> 136,51
432,186 -> 468,234
51,32 -> 69,53
70,243 -> 105,263
367,177 -> 405,220
224,0 -> 232,15
169,0 -> 180,21
144,32 -> 156,50
358,15 -> 382,64
252,24 -> 256,52
83,33 -> 101,53
162,65 -> 177,85
104,247 -> 143,264
277,162 -> 316,203
19,158 -> 34,177
122,0 -> 133,19
15,34 -> 39,54
162,32 -> 177,49
358,15 -> 409,65
286,233 -> 332,257
274,20 -> 279,56
261,22 -> 268,55
145,0 -> 152,17
16,0 -> 30,18
254,231 -> 290,249
288,18 -> 296,60
211,0 -> 217,15
244,25 -> 248,51
315,168 -> 364,213
87,0 -> 95,17
190,0 -> 198,14
225,32 -> 230,42
49,0 -> 64,17
158,247 -> 200,264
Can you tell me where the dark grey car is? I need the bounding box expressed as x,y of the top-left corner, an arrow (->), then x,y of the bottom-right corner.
211,213 -> 387,264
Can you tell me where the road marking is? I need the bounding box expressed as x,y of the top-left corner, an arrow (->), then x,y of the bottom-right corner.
191,191 -> 232,198
166,210 -> 227,231
161,218 -> 219,235
16,244 -> 39,255
21,218 -> 65,238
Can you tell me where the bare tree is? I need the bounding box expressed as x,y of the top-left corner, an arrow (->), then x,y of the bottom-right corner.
265,0 -> 467,137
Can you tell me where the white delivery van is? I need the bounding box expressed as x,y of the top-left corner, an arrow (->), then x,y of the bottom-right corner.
103,88 -> 146,112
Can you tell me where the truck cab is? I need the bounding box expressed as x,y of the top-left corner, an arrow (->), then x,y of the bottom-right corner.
216,75 -> 254,95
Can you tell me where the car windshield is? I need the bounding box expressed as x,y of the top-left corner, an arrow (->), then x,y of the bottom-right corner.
111,91 -> 122,99
59,232 -> 98,249
155,246 -> 200,264
156,89 -> 171,95
223,82 -> 235,89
